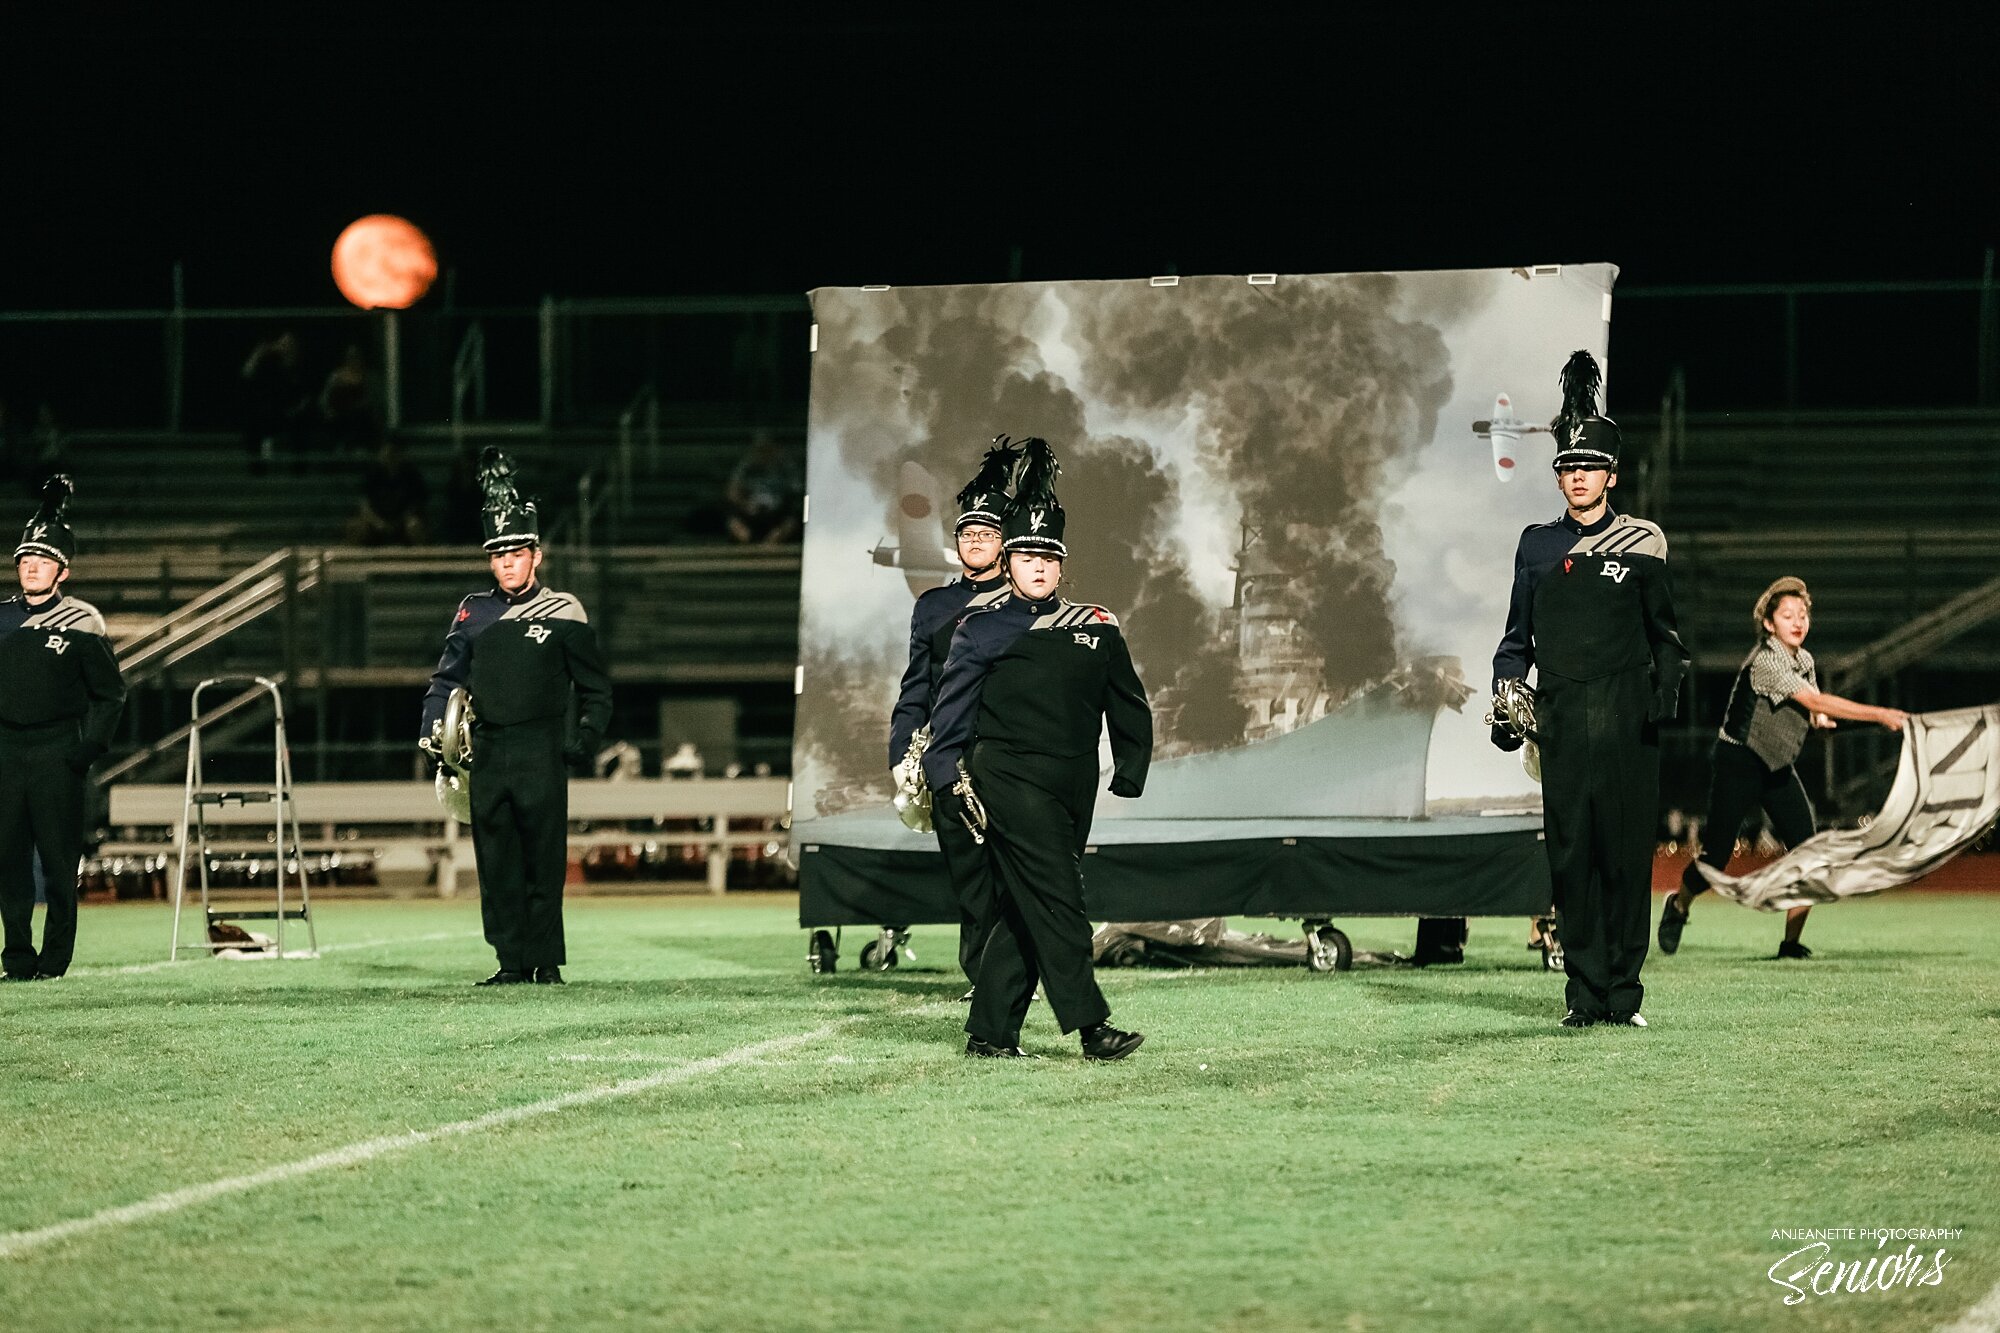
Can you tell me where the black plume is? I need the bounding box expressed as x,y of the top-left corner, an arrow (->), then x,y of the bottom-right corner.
1553,349 -> 1602,438
956,436 -> 1022,509
33,474 -> 74,524
477,447 -> 520,503
1009,438 -> 1060,503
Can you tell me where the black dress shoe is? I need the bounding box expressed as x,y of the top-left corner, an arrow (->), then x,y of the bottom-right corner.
1776,940 -> 1813,960
1658,893 -> 1690,955
964,1036 -> 1032,1058
532,967 -> 565,984
1080,1023 -> 1144,1061
475,969 -> 531,986
1560,1010 -> 1598,1028
1,971 -> 39,982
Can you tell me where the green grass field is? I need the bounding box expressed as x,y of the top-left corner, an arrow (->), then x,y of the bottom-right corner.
2,893 -> 1997,1332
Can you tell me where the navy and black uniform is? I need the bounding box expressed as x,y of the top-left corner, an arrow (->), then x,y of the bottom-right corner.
422,583 -> 611,975
1493,508 -> 1687,1019
888,570 -> 1009,980
1686,636 -> 1820,888
926,594 -> 1152,1046
0,593 -> 126,978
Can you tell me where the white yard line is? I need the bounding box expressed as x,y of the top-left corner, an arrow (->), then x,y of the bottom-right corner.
1941,1278 -> 2000,1333
68,931 -> 482,977
0,1015 -> 862,1260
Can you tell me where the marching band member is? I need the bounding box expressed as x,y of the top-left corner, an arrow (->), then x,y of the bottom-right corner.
1491,353 -> 1688,1028
887,440 -> 1020,987
0,477 -> 125,981
421,450 -> 611,986
1659,576 -> 1906,959
925,440 -> 1153,1060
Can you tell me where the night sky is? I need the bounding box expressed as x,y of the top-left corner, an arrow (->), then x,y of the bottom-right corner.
4,10 -> 1995,310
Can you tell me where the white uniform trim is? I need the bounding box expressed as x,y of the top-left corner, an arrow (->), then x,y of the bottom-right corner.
500,587 -> 589,624
21,597 -> 108,637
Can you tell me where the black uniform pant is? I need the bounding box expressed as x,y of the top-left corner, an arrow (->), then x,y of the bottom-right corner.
966,742 -> 1111,1044
1538,666 -> 1659,1018
0,728 -> 86,979
933,787 -> 999,983
470,719 -> 568,972
1685,741 -> 1815,890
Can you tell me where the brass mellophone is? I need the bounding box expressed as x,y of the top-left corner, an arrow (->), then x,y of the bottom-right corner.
420,687 -> 477,823
951,758 -> 988,846
1485,677 -> 1543,784
893,725 -> 934,833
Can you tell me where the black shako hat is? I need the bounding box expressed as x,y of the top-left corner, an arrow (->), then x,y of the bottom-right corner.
15,475 -> 77,566
955,436 -> 1021,532
478,447 -> 539,552
1548,349 -> 1622,471
1001,438 -> 1066,557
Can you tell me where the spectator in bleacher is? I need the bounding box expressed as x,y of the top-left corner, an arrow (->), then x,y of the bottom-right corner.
240,331 -> 308,474
724,430 -> 802,544
345,436 -> 431,546
1659,576 -> 1908,960
319,344 -> 380,457
30,402 -> 67,470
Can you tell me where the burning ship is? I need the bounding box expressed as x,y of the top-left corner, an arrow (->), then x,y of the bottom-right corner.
1093,522 -> 1469,823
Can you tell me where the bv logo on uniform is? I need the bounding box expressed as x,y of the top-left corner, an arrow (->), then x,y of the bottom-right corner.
1600,561 -> 1630,584
44,634 -> 68,654
1072,632 -> 1100,649
524,624 -> 552,644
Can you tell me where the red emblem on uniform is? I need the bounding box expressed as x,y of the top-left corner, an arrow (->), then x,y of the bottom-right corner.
1093,608 -> 1110,621
1563,558 -> 1574,574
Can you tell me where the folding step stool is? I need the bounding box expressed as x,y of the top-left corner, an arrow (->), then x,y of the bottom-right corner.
168,676 -> 318,960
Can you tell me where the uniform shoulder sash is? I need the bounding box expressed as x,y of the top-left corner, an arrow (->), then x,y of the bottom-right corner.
1030,600 -> 1120,631
501,587 -> 589,623
23,597 -> 108,636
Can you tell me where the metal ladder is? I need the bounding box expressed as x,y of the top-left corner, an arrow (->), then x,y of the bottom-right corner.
168,676 -> 318,960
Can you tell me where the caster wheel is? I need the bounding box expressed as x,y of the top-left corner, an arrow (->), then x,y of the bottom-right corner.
1543,945 -> 1565,972
1306,926 -> 1353,973
859,937 -> 901,971
808,930 -> 838,974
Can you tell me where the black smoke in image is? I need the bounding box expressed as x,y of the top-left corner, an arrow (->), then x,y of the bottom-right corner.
801,275 -> 1470,811
1072,274 -> 1460,699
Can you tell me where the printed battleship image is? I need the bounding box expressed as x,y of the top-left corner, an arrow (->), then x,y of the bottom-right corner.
815,507 -> 1473,837
1097,523 -> 1469,824
795,469 -> 1550,932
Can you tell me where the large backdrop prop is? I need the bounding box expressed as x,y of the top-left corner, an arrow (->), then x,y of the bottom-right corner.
792,267 -> 1616,928
1702,705 -> 2000,911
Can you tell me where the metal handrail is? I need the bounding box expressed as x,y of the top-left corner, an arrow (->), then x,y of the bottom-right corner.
559,383 -> 656,551
451,321 -> 487,432
1824,571 -> 2000,692
98,680 -> 276,787
117,551 -> 325,686
115,548 -> 293,658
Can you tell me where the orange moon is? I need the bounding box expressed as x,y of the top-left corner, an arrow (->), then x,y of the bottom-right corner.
331,215 -> 438,310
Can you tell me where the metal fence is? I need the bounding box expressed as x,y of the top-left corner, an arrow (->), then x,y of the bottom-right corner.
4,270 -> 1994,439
0,295 -> 813,436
